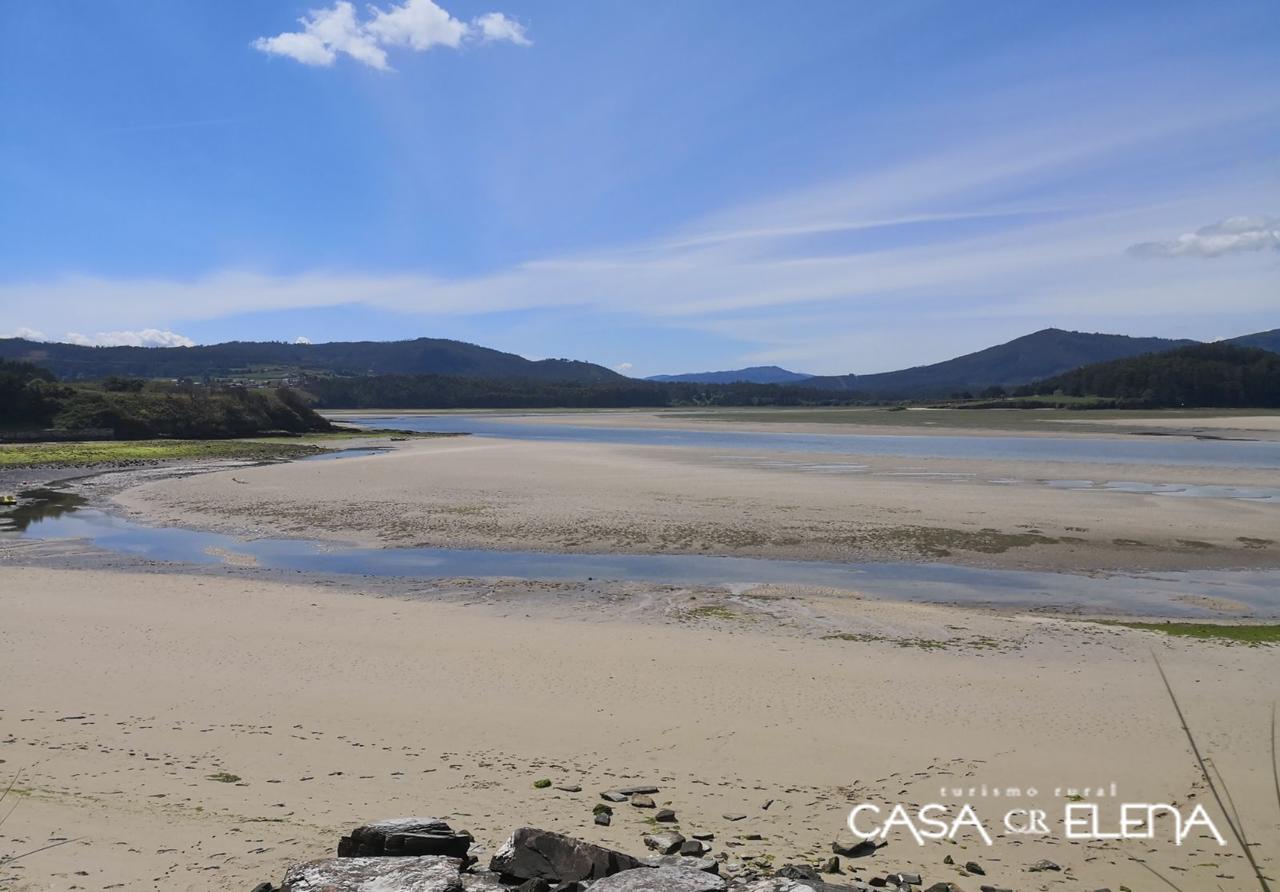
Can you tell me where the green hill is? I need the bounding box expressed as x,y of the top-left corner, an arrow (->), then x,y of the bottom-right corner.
0,337 -> 623,384
803,328 -> 1197,398
1034,343 -> 1280,408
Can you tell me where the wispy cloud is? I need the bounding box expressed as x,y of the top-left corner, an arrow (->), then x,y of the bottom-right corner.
253,0 -> 530,70
1127,215 -> 1280,258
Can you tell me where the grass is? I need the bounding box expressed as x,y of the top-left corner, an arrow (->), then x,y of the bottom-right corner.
1098,621 -> 1280,645
0,439 -> 329,469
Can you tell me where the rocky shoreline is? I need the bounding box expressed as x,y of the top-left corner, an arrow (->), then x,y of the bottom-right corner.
253,811 -> 1061,892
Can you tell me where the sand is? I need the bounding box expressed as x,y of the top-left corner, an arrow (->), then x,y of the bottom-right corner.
115,436 -> 1280,571
2,566 -> 1278,891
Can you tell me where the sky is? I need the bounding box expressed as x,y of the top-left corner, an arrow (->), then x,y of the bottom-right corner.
1,0 -> 1277,377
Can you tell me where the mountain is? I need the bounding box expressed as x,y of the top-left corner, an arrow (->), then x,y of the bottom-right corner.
803,329 -> 1199,398
0,337 -> 623,384
1225,328 -> 1280,353
646,365 -> 813,385
1035,343 -> 1280,407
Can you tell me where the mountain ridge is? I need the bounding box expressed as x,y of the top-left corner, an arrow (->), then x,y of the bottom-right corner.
646,365 -> 812,385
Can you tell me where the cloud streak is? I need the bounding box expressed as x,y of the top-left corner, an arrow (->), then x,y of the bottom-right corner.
1127,216 -> 1280,258
253,0 -> 529,70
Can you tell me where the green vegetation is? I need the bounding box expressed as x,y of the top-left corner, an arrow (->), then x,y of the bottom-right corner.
1097,621 -> 1280,645
2,358 -> 332,439
1027,343 -> 1280,408
532,778 -> 552,789
0,438 -> 332,469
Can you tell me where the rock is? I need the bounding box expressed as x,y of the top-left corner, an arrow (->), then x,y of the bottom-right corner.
595,812 -> 612,827
555,785 -> 583,793
516,881 -> 551,892
821,857 -> 841,874
691,832 -> 715,841
1028,859 -> 1060,872
888,874 -> 921,886
601,791 -> 631,803
341,818 -> 462,858
250,884 -> 276,892
963,861 -> 983,876
942,855 -> 953,866
615,786 -> 660,796
644,855 -> 719,874
777,864 -> 820,881
282,855 -> 464,891
722,813 -> 748,822
679,839 -> 706,856
656,809 -> 678,822
490,828 -> 644,884
978,886 -> 1014,892
831,839 -> 879,858
631,794 -> 657,808
587,866 -> 726,892
385,832 -> 473,859
761,800 -> 775,810
644,831 -> 686,855
924,884 -> 965,892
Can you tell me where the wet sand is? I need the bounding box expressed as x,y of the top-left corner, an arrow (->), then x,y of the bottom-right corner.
114,435 -> 1279,571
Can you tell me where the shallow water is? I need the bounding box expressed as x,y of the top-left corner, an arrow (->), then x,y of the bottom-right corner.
338,414 -> 1280,469
9,496 -> 1278,617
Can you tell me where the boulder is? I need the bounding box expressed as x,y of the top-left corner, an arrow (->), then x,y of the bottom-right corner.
490,828 -> 643,884
587,866 -> 726,892
644,855 -> 719,874
282,855 -> 464,891
385,832 -> 473,859
644,831 -> 686,855
655,809 -> 678,823
631,795 -> 657,809
601,791 -> 631,803
340,817 -> 457,857
679,840 -> 707,856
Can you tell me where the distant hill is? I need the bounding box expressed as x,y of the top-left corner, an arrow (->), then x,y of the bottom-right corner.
1034,343 -> 1280,407
0,337 -> 622,384
646,365 -> 813,385
803,329 -> 1199,398
1225,328 -> 1280,353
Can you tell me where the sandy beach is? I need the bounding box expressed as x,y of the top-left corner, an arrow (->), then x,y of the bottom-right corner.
2,565 -> 1278,891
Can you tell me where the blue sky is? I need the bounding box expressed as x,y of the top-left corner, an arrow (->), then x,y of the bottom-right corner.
1,0 -> 1277,376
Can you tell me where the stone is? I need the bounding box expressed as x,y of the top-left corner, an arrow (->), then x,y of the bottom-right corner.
601,791 -> 631,803
385,832 -> 473,859
1028,859 -> 1060,872
691,832 -> 715,841
595,812 -> 612,827
722,813 -> 747,822
831,839 -> 879,858
644,831 -> 686,855
963,861 -> 983,875
924,885 -> 964,892
516,881 -> 551,892
942,856 -> 953,866
587,866 -> 726,892
556,785 -> 583,793
821,857 -> 841,874
632,794 -> 657,808
282,855 -> 464,891
979,886 -> 1014,892
490,828 -> 644,884
887,873 -> 921,887
679,839 -> 706,856
616,786 -> 661,796
342,817 -> 456,857
656,809 -> 678,822
644,855 -> 719,874
777,864 -> 820,881
250,884 -> 276,892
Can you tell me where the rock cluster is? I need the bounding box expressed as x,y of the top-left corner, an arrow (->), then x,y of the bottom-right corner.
253,815 -> 1035,892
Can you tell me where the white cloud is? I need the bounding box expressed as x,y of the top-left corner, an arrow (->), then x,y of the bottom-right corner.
253,0 -> 529,70
613,361 -> 634,373
473,12 -> 530,46
294,335 -> 313,344
2,326 -> 47,340
62,329 -> 196,348
1127,215 -> 1280,258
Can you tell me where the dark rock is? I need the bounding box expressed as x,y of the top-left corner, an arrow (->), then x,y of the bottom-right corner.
924,884 -> 965,892
679,840 -> 706,856
631,794 -> 657,808
615,786 -> 660,796
601,791 -> 630,803
691,832 -> 714,841
979,886 -> 1014,892
282,855 -> 464,891
888,873 -> 921,886
348,817 -> 452,850
821,857 -> 841,874
644,831 -> 686,855
516,881 -> 551,892
644,855 -> 719,874
1028,859 -> 1060,872
777,864 -> 820,881
595,812 -> 612,827
963,861 -> 983,876
722,813 -> 747,822
385,832 -> 473,859
250,884 -> 275,892
490,828 -> 644,884
656,809 -> 678,822
831,840 -> 878,859
942,855 -> 953,866
587,866 -> 726,892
